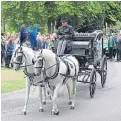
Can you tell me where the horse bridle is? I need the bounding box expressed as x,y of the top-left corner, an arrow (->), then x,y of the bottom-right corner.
13,46 -> 33,68
34,49 -> 45,70
34,56 -> 45,72
13,47 -> 24,65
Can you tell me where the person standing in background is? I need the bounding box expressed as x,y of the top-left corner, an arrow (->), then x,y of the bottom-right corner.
1,33 -> 5,66
5,36 -> 14,68
108,35 -> 114,60
103,36 -> 108,56
47,34 -> 52,49
111,33 -> 117,58
51,33 -> 58,53
116,34 -> 121,61
36,34 -> 41,50
4,36 -> 10,67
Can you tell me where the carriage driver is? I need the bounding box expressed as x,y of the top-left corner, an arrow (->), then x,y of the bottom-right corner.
56,18 -> 74,55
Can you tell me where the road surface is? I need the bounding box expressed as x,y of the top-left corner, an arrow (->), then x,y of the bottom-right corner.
1,61 -> 121,121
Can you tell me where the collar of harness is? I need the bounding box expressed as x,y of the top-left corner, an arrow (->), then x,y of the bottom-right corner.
44,56 -> 60,80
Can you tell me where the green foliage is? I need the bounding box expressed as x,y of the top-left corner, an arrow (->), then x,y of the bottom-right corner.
1,1 -> 121,33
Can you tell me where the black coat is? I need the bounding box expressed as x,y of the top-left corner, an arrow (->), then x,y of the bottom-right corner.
116,39 -> 121,50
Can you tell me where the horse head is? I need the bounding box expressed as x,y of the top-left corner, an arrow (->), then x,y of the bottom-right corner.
11,43 -> 25,71
34,51 -> 45,76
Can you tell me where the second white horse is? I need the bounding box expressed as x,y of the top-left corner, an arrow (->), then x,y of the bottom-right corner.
34,49 -> 79,115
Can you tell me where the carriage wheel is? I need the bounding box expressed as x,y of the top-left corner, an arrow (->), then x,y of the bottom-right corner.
100,55 -> 107,88
89,68 -> 96,98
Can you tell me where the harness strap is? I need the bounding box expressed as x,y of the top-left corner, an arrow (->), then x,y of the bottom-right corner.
42,57 -> 60,91
64,57 -> 77,76
20,63 -> 34,68
24,71 -> 46,87
60,57 -> 78,84
43,57 -> 60,80
50,57 -> 60,79
47,80 -> 56,91
60,60 -> 69,84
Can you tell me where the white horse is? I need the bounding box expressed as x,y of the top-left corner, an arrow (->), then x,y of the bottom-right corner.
34,49 -> 79,115
10,43 -> 47,115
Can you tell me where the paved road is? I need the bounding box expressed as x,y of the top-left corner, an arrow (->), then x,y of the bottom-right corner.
1,61 -> 121,121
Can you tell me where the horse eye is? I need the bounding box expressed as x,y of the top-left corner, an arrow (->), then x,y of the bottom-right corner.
38,59 -> 42,64
17,56 -> 22,61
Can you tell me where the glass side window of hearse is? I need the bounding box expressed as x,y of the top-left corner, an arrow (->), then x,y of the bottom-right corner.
97,37 -> 102,58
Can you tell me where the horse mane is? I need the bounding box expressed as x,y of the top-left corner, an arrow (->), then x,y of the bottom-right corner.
41,49 -> 56,60
22,46 -> 35,57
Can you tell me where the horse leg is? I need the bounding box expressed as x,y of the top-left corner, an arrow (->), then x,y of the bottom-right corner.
42,86 -> 46,105
22,77 -> 31,115
66,82 -> 72,105
39,86 -> 44,112
70,79 -> 77,109
46,84 -> 53,100
51,83 -> 61,115
48,88 -> 53,100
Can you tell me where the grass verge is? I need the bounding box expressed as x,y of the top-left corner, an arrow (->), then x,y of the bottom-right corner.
1,68 -> 25,93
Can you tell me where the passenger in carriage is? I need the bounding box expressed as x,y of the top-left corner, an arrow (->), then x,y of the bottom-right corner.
56,18 -> 74,55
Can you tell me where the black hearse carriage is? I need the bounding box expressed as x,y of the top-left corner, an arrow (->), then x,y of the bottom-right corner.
68,30 -> 107,98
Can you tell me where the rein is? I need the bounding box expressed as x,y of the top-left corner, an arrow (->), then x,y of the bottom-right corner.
22,55 -> 45,86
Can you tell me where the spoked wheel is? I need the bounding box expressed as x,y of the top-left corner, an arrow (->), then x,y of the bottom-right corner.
89,68 -> 97,98
100,55 -> 107,87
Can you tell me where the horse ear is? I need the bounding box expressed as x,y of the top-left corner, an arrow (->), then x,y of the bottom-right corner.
20,47 -> 22,51
40,49 -> 43,54
17,40 -> 20,44
17,39 -> 23,47
32,57 -> 35,64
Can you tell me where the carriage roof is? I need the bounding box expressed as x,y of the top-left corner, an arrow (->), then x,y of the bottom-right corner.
73,30 -> 104,41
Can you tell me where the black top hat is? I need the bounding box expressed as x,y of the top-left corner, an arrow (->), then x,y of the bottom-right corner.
60,17 -> 68,22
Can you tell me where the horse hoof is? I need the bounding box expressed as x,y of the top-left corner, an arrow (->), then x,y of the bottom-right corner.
70,106 -> 75,110
68,101 -> 72,105
51,111 -> 59,115
39,109 -> 44,112
43,101 -> 46,105
22,111 -> 26,115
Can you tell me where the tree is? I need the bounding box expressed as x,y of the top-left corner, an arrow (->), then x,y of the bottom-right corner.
1,1 -> 121,33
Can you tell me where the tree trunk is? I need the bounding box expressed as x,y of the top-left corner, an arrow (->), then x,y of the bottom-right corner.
47,18 -> 51,33
1,18 -> 5,33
